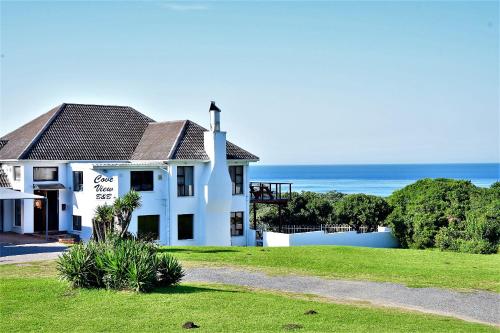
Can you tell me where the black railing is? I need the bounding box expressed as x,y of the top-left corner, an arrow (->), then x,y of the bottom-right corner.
249,182 -> 292,203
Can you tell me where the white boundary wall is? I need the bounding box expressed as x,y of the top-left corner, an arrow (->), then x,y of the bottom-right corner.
263,227 -> 398,248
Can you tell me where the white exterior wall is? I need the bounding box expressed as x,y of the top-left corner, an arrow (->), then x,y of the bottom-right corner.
263,229 -> 399,248
167,161 -> 206,246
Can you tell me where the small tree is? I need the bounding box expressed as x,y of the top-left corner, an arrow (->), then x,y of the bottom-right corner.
335,194 -> 391,232
114,190 -> 142,238
92,204 -> 114,242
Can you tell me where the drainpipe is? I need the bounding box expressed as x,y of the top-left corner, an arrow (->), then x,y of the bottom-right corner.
45,197 -> 48,241
160,166 -> 170,245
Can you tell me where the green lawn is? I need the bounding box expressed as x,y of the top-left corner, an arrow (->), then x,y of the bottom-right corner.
161,246 -> 500,292
0,262 -> 497,333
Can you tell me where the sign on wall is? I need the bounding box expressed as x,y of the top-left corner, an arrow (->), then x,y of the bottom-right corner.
93,174 -> 117,202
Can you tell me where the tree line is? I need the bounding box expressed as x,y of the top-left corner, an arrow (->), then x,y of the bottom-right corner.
252,179 -> 500,254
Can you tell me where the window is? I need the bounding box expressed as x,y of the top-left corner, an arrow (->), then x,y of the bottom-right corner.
13,166 -> 21,181
230,212 -> 244,236
178,214 -> 194,240
130,171 -> 154,191
229,166 -> 244,195
33,167 -> 58,181
138,215 -> 160,240
14,199 -> 22,226
73,215 -> 82,231
73,171 -> 83,191
177,166 -> 194,196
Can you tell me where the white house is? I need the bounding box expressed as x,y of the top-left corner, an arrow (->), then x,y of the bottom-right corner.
0,102 -> 259,246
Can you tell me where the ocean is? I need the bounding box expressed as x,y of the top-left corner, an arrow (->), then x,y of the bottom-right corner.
248,164 -> 499,197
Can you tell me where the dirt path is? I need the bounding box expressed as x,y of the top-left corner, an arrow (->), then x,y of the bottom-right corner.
184,266 -> 500,326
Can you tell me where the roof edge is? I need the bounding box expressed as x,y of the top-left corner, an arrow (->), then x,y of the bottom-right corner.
166,120 -> 189,160
18,104 -> 66,159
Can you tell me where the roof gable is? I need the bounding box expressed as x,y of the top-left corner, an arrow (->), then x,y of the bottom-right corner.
131,121 -> 186,160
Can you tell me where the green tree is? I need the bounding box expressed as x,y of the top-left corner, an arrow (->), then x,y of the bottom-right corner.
334,194 -> 391,232
92,204 -> 114,242
387,178 -> 481,249
113,190 -> 142,238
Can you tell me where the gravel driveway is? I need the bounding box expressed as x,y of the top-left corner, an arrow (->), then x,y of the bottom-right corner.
184,266 -> 500,326
0,242 -> 67,264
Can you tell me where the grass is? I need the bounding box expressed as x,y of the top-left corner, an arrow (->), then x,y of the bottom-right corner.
1,261 -> 498,332
160,246 -> 500,292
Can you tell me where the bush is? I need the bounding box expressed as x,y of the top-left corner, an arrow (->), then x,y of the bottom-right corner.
58,236 -> 184,292
388,179 -> 500,254
334,194 -> 391,232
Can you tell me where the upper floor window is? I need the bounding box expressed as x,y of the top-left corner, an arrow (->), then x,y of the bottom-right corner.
13,166 -> 21,181
33,167 -> 58,181
73,171 -> 83,192
177,166 -> 194,196
229,166 -> 244,195
130,171 -> 154,191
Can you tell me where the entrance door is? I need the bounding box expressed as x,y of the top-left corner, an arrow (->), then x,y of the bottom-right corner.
34,190 -> 59,232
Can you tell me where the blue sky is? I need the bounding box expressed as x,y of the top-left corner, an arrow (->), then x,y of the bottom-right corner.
1,1 -> 498,164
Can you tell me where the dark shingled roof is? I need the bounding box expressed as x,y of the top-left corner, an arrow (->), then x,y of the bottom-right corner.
171,121 -> 259,161
22,104 -> 153,160
0,168 -> 11,188
131,121 -> 186,160
0,105 -> 60,160
0,103 -> 259,162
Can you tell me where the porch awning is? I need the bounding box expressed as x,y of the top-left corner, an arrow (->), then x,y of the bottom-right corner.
33,183 -> 66,190
0,188 -> 45,200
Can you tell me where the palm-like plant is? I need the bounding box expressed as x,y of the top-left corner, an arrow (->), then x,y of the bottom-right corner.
114,190 -> 142,238
92,204 -> 114,242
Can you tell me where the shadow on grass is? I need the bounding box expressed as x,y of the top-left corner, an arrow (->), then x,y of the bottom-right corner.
159,248 -> 239,254
153,284 -> 240,295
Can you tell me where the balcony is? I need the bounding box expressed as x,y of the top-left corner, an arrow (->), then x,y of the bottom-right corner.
249,182 -> 292,204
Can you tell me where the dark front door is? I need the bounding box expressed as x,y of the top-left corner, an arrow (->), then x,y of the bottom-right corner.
34,190 -> 59,232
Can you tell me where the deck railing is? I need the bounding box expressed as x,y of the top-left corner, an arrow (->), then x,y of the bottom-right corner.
261,224 -> 369,234
249,182 -> 292,203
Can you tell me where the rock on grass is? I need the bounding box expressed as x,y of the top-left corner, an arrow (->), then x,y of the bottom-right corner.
182,321 -> 199,329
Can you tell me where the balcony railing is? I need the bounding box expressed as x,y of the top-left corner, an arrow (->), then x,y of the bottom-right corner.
250,182 -> 292,203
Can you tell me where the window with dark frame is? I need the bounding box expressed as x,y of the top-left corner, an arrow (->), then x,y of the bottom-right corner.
13,166 -> 21,181
72,215 -> 82,231
138,215 -> 160,240
73,171 -> 83,192
177,166 -> 194,196
229,166 -> 244,195
230,211 -> 244,236
33,167 -> 58,181
14,199 -> 21,227
130,171 -> 154,191
178,214 -> 194,240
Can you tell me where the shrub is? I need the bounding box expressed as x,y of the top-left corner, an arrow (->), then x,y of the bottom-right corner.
57,242 -> 101,288
334,194 -> 391,232
388,179 -> 500,254
58,237 -> 183,292
386,179 -> 478,249
156,252 -> 184,287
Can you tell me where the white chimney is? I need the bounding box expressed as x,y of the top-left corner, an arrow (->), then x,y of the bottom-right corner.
209,101 -> 221,132
203,101 -> 232,246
